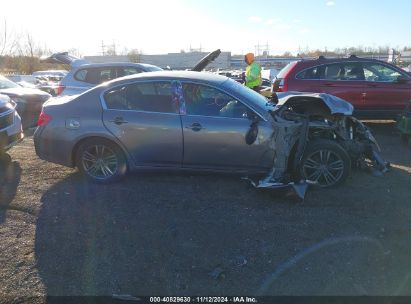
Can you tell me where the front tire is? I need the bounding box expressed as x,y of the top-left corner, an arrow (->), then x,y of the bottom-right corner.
300,140 -> 351,188
75,138 -> 127,183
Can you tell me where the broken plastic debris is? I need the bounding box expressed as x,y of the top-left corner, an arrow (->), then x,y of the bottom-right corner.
290,182 -> 309,200
242,177 -> 311,200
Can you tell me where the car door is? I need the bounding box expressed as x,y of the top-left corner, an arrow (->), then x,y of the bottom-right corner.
179,82 -> 274,171
318,62 -> 366,110
102,81 -> 183,167
362,62 -> 411,116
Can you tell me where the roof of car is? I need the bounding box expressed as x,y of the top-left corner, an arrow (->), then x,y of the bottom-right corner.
73,62 -> 160,69
299,56 -> 389,65
102,71 -> 229,86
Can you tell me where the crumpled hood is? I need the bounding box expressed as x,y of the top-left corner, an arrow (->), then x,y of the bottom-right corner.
276,92 -> 354,116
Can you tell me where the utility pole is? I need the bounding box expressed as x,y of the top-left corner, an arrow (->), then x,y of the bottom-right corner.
101,40 -> 106,56
100,40 -> 117,56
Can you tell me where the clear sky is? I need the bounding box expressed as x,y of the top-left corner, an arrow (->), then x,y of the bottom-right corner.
1,0 -> 410,56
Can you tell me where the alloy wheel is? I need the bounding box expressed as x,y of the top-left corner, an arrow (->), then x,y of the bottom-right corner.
81,145 -> 118,180
302,149 -> 345,187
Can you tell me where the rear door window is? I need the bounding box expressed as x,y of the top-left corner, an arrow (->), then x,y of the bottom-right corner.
296,66 -> 322,79
323,63 -> 365,81
104,82 -> 175,113
324,64 -> 345,80
75,67 -> 117,84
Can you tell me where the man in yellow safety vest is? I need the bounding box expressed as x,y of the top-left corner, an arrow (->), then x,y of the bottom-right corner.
244,53 -> 262,91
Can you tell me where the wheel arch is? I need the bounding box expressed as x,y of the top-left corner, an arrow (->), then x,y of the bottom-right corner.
71,135 -> 131,169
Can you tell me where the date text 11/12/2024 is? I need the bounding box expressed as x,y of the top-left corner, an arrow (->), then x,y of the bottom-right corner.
149,297 -> 257,303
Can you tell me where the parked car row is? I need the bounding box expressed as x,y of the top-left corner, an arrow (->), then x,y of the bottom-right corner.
0,94 -> 23,155
0,75 -> 51,129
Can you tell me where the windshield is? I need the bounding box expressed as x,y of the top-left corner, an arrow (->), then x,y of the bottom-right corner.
0,76 -> 20,89
222,78 -> 271,110
144,65 -> 163,72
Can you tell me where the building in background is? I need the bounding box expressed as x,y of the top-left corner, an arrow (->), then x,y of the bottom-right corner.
85,51 -> 231,70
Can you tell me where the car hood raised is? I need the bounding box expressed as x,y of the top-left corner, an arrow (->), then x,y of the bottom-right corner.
275,92 -> 354,115
40,52 -> 89,68
191,49 -> 222,72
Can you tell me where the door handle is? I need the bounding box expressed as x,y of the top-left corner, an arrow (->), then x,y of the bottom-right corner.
110,117 -> 128,125
324,83 -> 334,87
185,122 -> 204,132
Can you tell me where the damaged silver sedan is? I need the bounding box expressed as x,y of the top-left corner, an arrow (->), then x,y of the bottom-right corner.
34,71 -> 387,191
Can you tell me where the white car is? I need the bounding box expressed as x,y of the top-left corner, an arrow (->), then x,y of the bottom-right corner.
41,52 -> 162,96
0,94 -> 23,154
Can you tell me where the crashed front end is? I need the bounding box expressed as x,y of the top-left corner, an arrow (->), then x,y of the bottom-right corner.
246,92 -> 388,199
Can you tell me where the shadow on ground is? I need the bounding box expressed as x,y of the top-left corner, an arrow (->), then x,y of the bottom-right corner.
34,171 -> 410,296
0,153 -> 22,224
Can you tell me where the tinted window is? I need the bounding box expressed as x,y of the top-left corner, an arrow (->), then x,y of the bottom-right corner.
363,63 -> 402,82
324,63 -> 364,81
75,67 -> 117,84
296,66 -> 321,79
143,65 -> 163,72
104,82 -> 174,113
74,69 -> 87,81
183,83 -> 249,118
122,67 -> 142,76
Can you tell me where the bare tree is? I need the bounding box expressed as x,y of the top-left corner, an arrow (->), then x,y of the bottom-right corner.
0,19 -> 19,56
128,49 -> 142,63
67,48 -> 82,58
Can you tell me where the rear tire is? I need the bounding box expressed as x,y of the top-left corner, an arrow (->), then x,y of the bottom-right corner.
300,140 -> 351,188
75,138 -> 127,183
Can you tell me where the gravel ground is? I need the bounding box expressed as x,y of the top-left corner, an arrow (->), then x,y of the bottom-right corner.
1,121 -> 411,301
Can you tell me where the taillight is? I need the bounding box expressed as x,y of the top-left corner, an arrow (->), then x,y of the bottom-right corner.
272,62 -> 297,92
274,79 -> 288,92
38,112 -> 52,126
56,83 -> 65,96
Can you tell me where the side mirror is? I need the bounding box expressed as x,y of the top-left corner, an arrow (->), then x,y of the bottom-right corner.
246,111 -> 260,123
397,75 -> 410,84
245,121 -> 259,145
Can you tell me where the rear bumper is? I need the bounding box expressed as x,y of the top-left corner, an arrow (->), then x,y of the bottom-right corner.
34,126 -> 75,167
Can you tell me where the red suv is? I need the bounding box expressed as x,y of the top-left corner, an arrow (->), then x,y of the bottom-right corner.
272,56 -> 411,119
